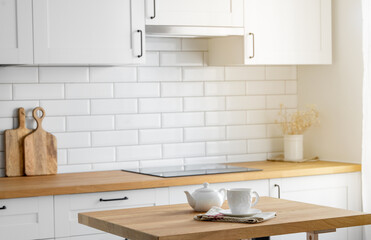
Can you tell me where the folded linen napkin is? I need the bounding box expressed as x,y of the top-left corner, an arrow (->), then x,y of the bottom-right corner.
194,207 -> 276,224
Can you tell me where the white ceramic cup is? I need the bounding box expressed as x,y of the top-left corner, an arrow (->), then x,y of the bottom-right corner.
227,188 -> 260,214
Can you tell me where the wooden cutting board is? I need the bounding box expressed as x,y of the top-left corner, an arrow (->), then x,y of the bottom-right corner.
24,107 -> 57,176
4,108 -> 32,177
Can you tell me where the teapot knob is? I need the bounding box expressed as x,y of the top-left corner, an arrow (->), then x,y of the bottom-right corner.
203,182 -> 209,188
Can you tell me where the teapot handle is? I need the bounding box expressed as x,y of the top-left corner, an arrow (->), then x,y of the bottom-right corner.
219,188 -> 227,201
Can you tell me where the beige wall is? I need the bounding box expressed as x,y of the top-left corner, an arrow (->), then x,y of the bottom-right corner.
298,0 -> 363,163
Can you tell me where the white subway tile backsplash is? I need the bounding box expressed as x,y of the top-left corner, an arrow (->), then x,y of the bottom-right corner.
182,39 -> 208,51
13,84 -> 64,100
0,101 -> 39,117
184,126 -> 225,142
117,145 -> 162,161
54,132 -> 91,148
163,142 -> 205,158
246,81 -> 285,95
138,67 -> 181,82
161,82 -> 203,97
116,114 -> 161,129
184,97 -> 225,111
146,37 -> 181,51
92,130 -> 138,146
67,116 -> 114,132
266,66 -> 297,80
140,128 -> 183,144
42,117 -> 66,133
0,85 -> 12,100
205,82 -> 245,96
0,67 -> 38,83
0,39 -> 298,176
248,138 -> 283,153
227,125 -> 266,140
225,67 -> 265,81
115,83 -> 160,98
207,140 -> 246,156
66,83 -> 113,99
226,96 -> 265,110
90,67 -> 136,82
39,67 -> 88,83
68,147 -> 115,164
227,153 -> 267,163
206,111 -> 246,126
162,112 -> 204,128
267,95 -> 297,109
160,52 -> 203,66
0,118 -> 13,133
185,156 -> 226,165
139,98 -> 182,113
91,99 -> 137,115
183,67 -> 224,81
286,81 -> 297,94
41,100 -> 89,116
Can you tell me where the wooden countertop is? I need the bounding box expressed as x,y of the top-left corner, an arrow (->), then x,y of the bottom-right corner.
79,197 -> 371,240
0,161 -> 361,199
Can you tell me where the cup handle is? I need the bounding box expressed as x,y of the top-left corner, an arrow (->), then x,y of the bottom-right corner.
251,191 -> 260,207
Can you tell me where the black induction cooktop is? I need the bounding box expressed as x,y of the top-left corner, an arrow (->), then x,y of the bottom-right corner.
122,164 -> 262,178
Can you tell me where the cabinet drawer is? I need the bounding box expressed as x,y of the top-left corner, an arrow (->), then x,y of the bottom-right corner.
0,196 -> 54,240
55,189 -> 157,238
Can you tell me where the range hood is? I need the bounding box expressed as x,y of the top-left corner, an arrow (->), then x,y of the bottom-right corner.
146,25 -> 244,38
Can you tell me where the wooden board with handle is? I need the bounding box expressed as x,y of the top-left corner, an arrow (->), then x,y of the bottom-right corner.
24,107 -> 57,176
4,108 -> 32,177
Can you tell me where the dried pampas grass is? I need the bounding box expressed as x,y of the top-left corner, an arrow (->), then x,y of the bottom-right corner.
276,104 -> 320,135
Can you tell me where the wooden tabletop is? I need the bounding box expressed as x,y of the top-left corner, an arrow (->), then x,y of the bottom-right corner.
0,160 -> 361,199
78,197 -> 371,240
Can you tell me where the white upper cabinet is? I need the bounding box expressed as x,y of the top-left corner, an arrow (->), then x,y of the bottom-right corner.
0,0 -> 33,64
33,0 -> 145,65
145,0 -> 244,27
209,0 -> 332,65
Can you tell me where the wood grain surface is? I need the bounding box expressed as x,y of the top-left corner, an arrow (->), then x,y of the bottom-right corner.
78,197 -> 371,240
5,108 -> 32,177
24,107 -> 57,176
0,161 -> 361,199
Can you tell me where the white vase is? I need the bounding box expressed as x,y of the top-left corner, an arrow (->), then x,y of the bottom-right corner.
284,135 -> 303,161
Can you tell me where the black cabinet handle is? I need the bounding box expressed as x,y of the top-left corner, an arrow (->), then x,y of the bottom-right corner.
137,30 -> 143,58
249,32 -> 255,59
150,0 -> 156,19
0,206 -> 6,210
274,184 -> 281,199
99,197 -> 128,202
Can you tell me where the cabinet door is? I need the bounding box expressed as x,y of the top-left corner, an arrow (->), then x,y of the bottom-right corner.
57,233 -> 123,240
145,0 -> 243,27
269,172 -> 362,240
244,0 -> 331,64
0,0 -> 33,64
55,189 -> 160,238
169,180 -> 269,205
33,0 -> 145,65
0,196 -> 54,240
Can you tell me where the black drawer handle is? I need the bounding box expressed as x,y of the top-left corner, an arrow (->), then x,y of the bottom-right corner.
99,197 -> 128,202
137,30 -> 143,58
0,206 -> 6,210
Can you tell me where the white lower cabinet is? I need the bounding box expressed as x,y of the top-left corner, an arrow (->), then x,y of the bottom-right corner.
56,233 -> 123,240
54,188 -> 167,238
0,196 -> 54,240
269,172 -> 362,240
169,179 -> 270,204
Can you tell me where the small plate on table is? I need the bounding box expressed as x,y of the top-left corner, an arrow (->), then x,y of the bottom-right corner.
220,208 -> 262,217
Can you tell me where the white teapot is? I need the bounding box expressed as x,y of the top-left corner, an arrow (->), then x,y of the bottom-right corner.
184,182 -> 226,212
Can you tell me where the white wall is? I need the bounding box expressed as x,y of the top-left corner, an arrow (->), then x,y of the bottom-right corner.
298,0 -> 363,163
0,38 -> 298,176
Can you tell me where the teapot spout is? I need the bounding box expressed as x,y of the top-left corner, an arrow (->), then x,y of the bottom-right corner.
184,191 -> 196,208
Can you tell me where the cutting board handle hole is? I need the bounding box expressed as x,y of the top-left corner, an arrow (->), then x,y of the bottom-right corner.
32,107 -> 46,127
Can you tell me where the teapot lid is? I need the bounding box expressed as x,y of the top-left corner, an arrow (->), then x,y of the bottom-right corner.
194,183 -> 216,193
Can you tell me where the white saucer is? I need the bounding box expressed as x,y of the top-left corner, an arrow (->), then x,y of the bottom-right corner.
220,208 -> 262,217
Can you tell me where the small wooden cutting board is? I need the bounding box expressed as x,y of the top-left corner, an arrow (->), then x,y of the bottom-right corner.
5,108 -> 32,177
24,107 -> 57,176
